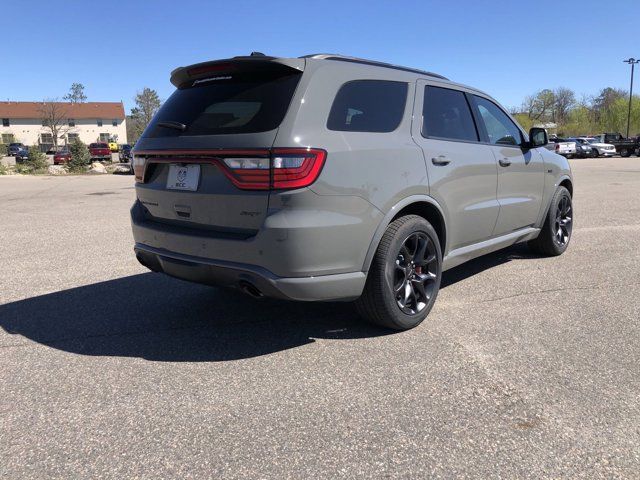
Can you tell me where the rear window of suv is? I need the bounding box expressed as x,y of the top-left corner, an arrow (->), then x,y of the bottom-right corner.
327,80 -> 408,132
145,70 -> 302,137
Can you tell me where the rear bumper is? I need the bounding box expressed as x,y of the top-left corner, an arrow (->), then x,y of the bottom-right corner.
134,243 -> 366,302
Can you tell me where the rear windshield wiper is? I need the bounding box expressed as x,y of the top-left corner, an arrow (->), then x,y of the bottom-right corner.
156,121 -> 187,131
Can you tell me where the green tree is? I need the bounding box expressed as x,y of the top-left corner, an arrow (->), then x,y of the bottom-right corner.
67,140 -> 90,173
128,87 -> 162,143
63,83 -> 87,103
513,113 -> 534,131
26,146 -> 48,173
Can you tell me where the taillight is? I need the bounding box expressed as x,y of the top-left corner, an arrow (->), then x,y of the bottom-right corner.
220,148 -> 326,190
133,148 -> 326,190
132,155 -> 147,182
555,144 -> 560,152
220,156 -> 271,190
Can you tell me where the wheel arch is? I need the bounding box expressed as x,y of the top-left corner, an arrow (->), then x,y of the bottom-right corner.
362,196 -> 447,273
559,176 -> 573,196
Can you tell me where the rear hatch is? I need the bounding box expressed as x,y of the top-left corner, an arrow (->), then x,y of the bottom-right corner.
133,57 -> 305,235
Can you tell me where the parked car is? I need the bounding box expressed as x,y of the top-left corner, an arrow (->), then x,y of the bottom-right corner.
108,141 -> 119,152
592,133 -> 639,157
119,144 -> 132,162
53,148 -> 71,165
88,142 -> 112,161
7,143 -> 27,157
580,137 -> 617,157
131,53 -> 573,330
567,138 -> 596,158
546,137 -> 577,158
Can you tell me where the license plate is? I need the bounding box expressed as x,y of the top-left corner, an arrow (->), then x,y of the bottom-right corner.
166,164 -> 200,191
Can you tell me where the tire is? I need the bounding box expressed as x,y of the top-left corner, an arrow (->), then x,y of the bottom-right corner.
528,186 -> 573,256
620,148 -> 631,158
356,215 -> 442,330
592,149 -> 599,158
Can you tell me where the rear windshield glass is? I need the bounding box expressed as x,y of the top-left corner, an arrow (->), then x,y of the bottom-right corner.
327,80 -> 408,132
145,70 -> 301,137
90,143 -> 108,148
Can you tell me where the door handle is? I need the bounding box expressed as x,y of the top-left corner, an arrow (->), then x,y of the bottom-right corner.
432,155 -> 451,166
498,158 -> 512,167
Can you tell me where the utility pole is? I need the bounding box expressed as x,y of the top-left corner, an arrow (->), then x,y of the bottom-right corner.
623,58 -> 639,138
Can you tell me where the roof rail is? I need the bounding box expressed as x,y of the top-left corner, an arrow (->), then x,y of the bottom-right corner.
300,54 -> 448,80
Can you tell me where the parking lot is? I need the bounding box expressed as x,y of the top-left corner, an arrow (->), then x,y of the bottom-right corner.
1,157 -> 639,478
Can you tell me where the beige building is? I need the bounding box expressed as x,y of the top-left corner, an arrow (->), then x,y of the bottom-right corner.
0,101 -> 127,149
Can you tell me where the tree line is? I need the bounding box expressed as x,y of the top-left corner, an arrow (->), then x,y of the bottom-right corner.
511,87 -> 640,137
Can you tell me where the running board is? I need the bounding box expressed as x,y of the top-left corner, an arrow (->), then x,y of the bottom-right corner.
442,227 -> 540,271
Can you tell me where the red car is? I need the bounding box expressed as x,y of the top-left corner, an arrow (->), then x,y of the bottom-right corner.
89,142 -> 112,161
53,149 -> 71,165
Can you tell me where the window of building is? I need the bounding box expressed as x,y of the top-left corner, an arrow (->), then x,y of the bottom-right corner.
97,119 -> 103,127
422,86 -> 478,142
2,118 -> 9,127
112,119 -> 118,127
327,80 -> 408,132
2,133 -> 15,144
472,96 -> 522,146
99,133 -> 110,142
68,119 -> 75,127
67,133 -> 79,144
40,133 -> 53,144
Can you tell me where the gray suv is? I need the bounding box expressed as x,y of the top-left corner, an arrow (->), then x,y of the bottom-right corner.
131,53 -> 573,330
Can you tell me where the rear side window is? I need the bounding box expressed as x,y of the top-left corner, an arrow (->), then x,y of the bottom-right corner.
327,80 -> 407,132
145,70 -> 301,137
422,86 -> 478,142
473,96 -> 522,146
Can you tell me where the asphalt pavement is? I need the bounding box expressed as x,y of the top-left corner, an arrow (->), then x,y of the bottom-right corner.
1,158 -> 639,478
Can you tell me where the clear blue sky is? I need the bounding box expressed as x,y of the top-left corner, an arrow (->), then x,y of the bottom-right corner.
2,0 -> 639,113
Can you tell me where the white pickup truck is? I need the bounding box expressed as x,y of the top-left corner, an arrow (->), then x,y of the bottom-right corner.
546,137 -> 577,158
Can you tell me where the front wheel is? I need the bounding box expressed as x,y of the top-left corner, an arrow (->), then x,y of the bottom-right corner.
356,215 -> 442,330
528,186 -> 573,256
620,148 -> 631,158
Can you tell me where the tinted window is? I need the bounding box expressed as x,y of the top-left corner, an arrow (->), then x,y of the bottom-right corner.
473,96 -> 522,146
422,86 -> 478,142
327,80 -> 407,132
146,70 -> 301,137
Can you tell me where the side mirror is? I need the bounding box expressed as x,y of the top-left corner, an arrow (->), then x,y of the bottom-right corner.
528,127 -> 548,148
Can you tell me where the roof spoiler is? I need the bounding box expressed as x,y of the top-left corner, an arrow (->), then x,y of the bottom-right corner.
170,56 -> 305,87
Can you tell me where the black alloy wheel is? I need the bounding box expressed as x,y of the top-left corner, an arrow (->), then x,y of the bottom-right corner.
392,232 -> 438,315
554,195 -> 572,247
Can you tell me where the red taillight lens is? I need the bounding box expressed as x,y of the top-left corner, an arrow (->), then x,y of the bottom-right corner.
133,148 -> 327,190
555,144 -> 560,152
220,148 -> 326,191
271,148 -> 326,190
220,156 -> 271,190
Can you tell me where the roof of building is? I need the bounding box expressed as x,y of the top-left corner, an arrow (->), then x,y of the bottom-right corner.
0,102 -> 125,120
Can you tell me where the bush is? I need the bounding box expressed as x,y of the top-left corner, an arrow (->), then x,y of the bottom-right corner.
0,144 -> 7,157
0,163 -> 7,175
24,146 -> 49,173
67,140 -> 90,173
